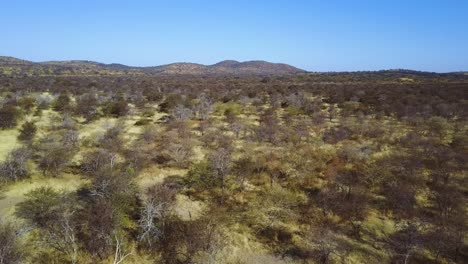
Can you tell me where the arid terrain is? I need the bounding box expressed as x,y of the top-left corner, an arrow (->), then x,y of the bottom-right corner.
0,56 -> 467,263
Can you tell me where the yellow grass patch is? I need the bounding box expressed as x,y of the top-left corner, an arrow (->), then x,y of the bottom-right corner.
0,173 -> 85,220
0,129 -> 20,161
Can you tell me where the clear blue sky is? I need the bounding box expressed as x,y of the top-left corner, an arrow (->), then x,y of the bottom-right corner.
1,0 -> 467,72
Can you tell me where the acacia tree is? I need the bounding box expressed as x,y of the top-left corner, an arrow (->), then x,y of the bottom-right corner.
15,187 -> 81,264
429,183 -> 464,221
78,179 -> 138,260
423,225 -> 465,262
308,228 -> 343,264
81,148 -> 118,176
0,104 -> 21,129
74,92 -> 99,121
18,121 -> 37,141
77,158 -> 138,260
99,124 -> 125,152
232,156 -> 256,190
256,109 -> 281,144
386,222 -> 422,264
36,134 -> 76,176
102,95 -> 129,117
53,92 -> 72,112
79,198 -> 117,259
158,217 -> 226,264
17,96 -> 36,114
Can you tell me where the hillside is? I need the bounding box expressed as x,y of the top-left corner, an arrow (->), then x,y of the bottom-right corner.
0,56 -> 34,65
2,56 -> 468,80
0,56 -> 305,76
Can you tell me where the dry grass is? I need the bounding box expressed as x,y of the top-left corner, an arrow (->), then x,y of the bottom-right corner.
0,173 -> 85,220
136,165 -> 188,191
0,129 -> 19,161
173,194 -> 206,221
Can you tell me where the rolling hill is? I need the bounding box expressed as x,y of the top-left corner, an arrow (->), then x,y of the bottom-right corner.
0,56 -> 305,76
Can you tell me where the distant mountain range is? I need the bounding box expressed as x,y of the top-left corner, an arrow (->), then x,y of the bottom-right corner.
1,56 -> 467,77
0,56 -> 305,76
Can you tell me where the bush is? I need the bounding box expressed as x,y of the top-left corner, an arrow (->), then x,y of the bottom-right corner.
36,135 -> 77,176
0,105 -> 21,129
53,93 -> 72,112
0,148 -> 30,182
0,221 -> 23,264
15,187 -> 63,227
185,162 -> 215,189
159,94 -> 184,113
99,124 -> 125,151
74,92 -> 99,121
18,121 -> 37,141
102,99 -> 129,117
17,96 -> 36,113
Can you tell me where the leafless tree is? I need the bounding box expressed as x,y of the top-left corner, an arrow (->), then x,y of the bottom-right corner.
62,129 -> 80,147
141,124 -> 158,142
328,104 -> 339,122
232,156 -> 256,190
0,147 -> 30,182
195,93 -> 213,120
198,119 -> 212,136
15,188 -> 81,264
209,148 -> 232,189
74,91 -> 99,121
138,198 -> 163,246
138,184 -> 176,246
99,123 -> 126,151
171,104 -> 192,121
165,140 -> 194,167
200,221 -> 227,264
35,93 -> 54,109
231,120 -> 244,138
40,209 -> 80,264
81,148 -> 118,175
112,233 -> 133,264
60,114 -> 77,130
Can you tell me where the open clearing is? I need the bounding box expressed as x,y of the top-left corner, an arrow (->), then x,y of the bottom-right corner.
0,129 -> 19,161
0,173 -> 85,220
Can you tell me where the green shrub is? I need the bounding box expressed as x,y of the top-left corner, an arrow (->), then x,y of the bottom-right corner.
0,105 -> 21,129
18,121 -> 37,141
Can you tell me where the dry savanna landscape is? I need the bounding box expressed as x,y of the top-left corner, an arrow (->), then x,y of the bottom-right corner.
0,56 -> 466,264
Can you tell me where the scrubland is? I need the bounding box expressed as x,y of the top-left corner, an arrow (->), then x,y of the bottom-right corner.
0,72 -> 467,263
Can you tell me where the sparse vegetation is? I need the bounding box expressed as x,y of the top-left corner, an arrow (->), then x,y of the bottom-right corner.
0,57 -> 466,263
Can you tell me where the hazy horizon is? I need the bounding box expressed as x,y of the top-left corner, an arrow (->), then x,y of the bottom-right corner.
2,0 -> 467,72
